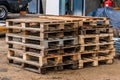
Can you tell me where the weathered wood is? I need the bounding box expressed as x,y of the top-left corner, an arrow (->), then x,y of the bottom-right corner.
6,16 -> 115,74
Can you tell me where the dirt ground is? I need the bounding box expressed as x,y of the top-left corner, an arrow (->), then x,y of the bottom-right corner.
0,37 -> 120,80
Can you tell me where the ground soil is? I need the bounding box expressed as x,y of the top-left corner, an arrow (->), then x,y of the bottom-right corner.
0,37 -> 120,80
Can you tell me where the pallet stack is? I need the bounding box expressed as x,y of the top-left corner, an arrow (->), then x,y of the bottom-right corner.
6,16 -> 115,74
78,17 -> 115,68
6,18 -> 80,74
40,16 -> 115,68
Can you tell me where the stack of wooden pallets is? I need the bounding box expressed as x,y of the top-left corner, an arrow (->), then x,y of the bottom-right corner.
40,16 -> 115,68
78,17 -> 115,68
6,16 -> 115,74
6,18 -> 80,74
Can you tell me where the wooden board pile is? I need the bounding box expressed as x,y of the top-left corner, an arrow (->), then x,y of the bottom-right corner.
6,16 -> 115,74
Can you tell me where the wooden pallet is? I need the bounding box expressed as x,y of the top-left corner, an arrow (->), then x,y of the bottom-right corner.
79,28 -> 113,35
80,20 -> 109,26
79,50 -> 115,68
78,33 -> 113,45
6,35 -> 78,49
78,50 -> 115,69
78,49 -> 115,60
8,44 -> 79,57
59,15 -> 109,21
39,15 -> 109,21
79,41 -> 114,52
97,49 -> 116,58
39,16 -> 82,23
99,33 -> 113,43
98,28 -> 113,34
79,58 -> 114,69
25,45 -> 79,56
98,42 -> 114,51
6,19 -> 79,32
7,28 -> 78,39
8,49 -> 79,67
79,35 -> 99,45
80,44 -> 98,52
78,51 -> 97,60
7,53 -> 79,74
8,58 -> 79,74
39,15 -> 110,26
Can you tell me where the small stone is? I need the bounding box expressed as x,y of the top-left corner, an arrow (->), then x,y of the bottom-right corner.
0,68 -> 8,72
1,77 -> 10,80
